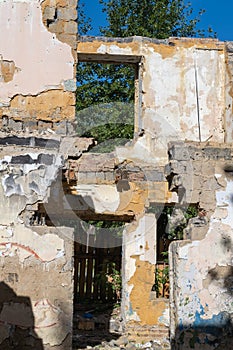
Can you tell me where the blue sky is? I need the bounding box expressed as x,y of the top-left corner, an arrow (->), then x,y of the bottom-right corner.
82,0 -> 233,41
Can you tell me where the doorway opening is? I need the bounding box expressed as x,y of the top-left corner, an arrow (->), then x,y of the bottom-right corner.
73,220 -> 123,303
73,219 -> 126,349
147,204 -> 199,298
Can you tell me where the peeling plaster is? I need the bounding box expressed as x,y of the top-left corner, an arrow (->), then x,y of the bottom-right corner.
0,0 -> 73,103
0,153 -> 63,199
0,225 -> 64,263
215,178 -> 233,226
0,8 -> 233,347
97,44 -> 133,55
33,298 -> 70,346
129,256 -> 168,325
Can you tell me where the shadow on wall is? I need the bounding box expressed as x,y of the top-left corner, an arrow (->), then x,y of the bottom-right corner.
40,182 -> 122,348
172,235 -> 233,349
0,282 -> 44,350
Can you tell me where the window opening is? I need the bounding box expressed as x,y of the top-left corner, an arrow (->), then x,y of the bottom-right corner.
76,56 -> 142,153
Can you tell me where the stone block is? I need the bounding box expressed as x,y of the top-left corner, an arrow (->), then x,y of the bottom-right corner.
144,169 -> 165,182
38,120 -> 53,132
199,190 -> 216,209
95,172 -> 105,182
85,171 -> 97,183
201,160 -> 215,175
66,121 -> 75,135
168,144 -> 190,161
148,182 -> 169,203
43,6 -> 56,19
23,120 -> 38,131
57,33 -> 77,48
104,172 -> 115,182
64,21 -> 77,34
48,20 -> 64,34
203,147 -> 232,160
77,172 -> 87,182
8,118 -> 23,132
57,8 -> 77,20
53,121 -> 67,135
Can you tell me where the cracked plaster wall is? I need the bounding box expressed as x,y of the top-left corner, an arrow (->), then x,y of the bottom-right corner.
78,37 -> 228,166
120,214 -> 170,341
0,137 -> 78,349
1,2 -> 233,347
168,142 -> 233,349
0,0 -> 76,134
0,131 -> 93,349
0,0 -> 79,348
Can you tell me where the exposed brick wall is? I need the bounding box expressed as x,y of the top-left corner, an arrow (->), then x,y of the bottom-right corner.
41,0 -> 78,50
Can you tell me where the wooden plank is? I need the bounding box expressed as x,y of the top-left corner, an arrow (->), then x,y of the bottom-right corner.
93,257 -> 99,300
100,258 -> 107,301
75,239 -> 122,302
73,258 -> 79,302
86,256 -> 93,298
78,258 -> 86,299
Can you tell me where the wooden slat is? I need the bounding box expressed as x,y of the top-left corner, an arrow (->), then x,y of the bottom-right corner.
79,258 -> 86,299
86,256 -> 93,298
93,257 -> 99,299
75,239 -> 122,301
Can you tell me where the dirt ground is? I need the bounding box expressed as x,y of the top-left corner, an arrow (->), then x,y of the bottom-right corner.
72,301 -> 170,350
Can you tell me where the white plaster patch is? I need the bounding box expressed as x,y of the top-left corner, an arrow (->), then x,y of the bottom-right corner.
74,184 -> 120,213
158,306 -> 170,327
97,44 -> 133,55
0,225 -> 64,263
33,298 -> 69,346
0,153 -> 63,200
174,219 -> 233,326
124,215 -> 157,264
217,179 -> 233,225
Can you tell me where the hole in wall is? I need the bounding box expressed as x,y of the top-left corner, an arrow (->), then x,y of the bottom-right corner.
147,203 -> 199,298
73,219 -> 124,348
76,58 -> 141,153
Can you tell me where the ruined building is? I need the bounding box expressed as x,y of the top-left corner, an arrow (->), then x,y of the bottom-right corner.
0,0 -> 233,349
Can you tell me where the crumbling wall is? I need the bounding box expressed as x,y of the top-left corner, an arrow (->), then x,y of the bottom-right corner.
41,0 -> 78,49
168,142 -> 233,349
64,152 -> 173,340
76,36 -> 233,346
78,37 -> 227,164
0,0 -> 79,348
2,2 -> 233,347
0,139 -> 72,348
225,42 -> 233,142
121,214 -> 170,342
0,0 -> 76,135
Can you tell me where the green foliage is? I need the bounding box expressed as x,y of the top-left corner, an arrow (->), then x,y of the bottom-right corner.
76,64 -> 135,109
99,0 -> 215,39
76,101 -> 134,152
150,205 -> 198,241
76,63 -> 135,152
81,220 -> 125,238
153,263 -> 169,297
96,262 -> 122,302
166,206 -> 198,240
152,205 -> 198,297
